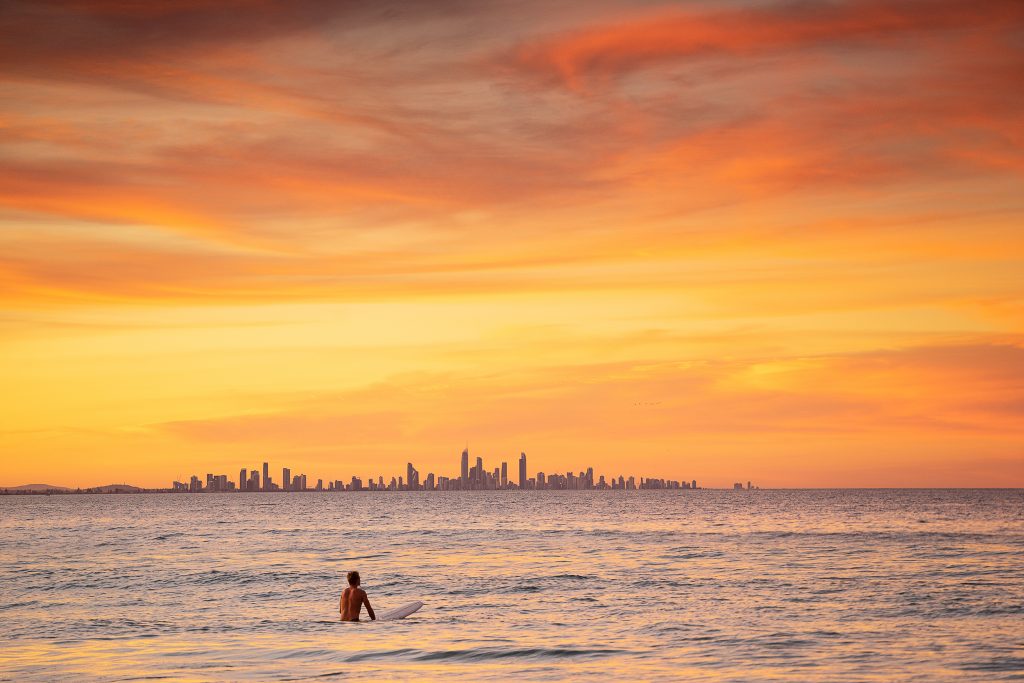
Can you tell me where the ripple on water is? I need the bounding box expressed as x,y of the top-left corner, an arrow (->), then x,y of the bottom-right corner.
0,489 -> 1021,682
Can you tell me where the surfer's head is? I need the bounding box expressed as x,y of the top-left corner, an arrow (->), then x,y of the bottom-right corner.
347,571 -> 361,587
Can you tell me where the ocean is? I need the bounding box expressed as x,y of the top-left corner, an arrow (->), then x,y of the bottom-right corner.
1,489 -> 1021,681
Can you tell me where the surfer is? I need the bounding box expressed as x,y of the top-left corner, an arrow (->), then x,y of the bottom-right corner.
340,571 -> 376,621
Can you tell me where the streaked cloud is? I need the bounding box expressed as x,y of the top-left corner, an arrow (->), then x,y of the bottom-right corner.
1,0 -> 1022,486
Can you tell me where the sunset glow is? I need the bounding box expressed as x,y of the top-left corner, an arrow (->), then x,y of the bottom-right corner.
2,0 -> 1022,487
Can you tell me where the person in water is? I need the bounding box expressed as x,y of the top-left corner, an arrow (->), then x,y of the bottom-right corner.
340,571 -> 376,621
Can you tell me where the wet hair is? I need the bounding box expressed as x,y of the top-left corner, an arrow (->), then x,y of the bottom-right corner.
347,571 -> 361,586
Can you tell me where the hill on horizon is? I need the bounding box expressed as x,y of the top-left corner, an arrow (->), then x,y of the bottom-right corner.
88,484 -> 142,493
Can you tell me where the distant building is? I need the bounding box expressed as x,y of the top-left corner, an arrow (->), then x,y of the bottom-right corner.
162,446 -> 710,497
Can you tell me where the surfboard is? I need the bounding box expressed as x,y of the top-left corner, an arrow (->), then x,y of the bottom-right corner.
375,601 -> 423,621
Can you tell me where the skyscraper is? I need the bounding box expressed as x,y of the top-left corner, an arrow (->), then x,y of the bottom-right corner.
519,452 -> 527,489
239,468 -> 246,491
262,462 -> 269,492
501,461 -> 507,488
282,467 -> 290,492
461,448 -> 469,489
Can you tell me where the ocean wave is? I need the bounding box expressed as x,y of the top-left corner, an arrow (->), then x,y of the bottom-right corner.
344,646 -> 628,663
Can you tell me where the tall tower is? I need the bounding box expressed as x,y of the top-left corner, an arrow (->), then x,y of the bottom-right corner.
282,467 -> 291,492
461,448 -> 469,489
262,462 -> 269,492
239,468 -> 247,492
501,461 -> 507,488
518,452 -> 527,490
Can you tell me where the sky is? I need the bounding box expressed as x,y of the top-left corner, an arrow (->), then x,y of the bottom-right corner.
1,0 -> 1022,488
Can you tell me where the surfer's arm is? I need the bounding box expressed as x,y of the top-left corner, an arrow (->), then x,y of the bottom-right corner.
364,594 -> 376,621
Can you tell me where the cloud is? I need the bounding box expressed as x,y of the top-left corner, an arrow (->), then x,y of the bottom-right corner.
1,1 -> 356,71
1,0 -> 1023,486
509,0 -> 1024,90
157,343 -> 1024,454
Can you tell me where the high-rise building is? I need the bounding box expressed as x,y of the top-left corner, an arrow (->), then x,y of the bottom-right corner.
239,468 -> 247,491
461,448 -> 469,488
262,462 -> 269,492
282,467 -> 290,492
519,452 -> 527,489
692,479 -> 697,490
500,462 -> 507,488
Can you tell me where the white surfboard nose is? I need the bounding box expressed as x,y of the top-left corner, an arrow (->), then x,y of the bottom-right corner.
376,601 -> 424,621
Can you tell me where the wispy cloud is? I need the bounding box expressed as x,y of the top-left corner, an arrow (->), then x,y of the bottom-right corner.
1,0 -> 1022,485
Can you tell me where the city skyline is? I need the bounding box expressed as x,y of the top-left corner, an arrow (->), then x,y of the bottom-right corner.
175,448 -> 700,493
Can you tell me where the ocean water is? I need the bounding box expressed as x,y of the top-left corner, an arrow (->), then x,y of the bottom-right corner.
0,490 -> 1021,682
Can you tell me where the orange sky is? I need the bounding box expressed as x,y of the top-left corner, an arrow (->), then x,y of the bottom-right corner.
1,0 -> 1022,488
